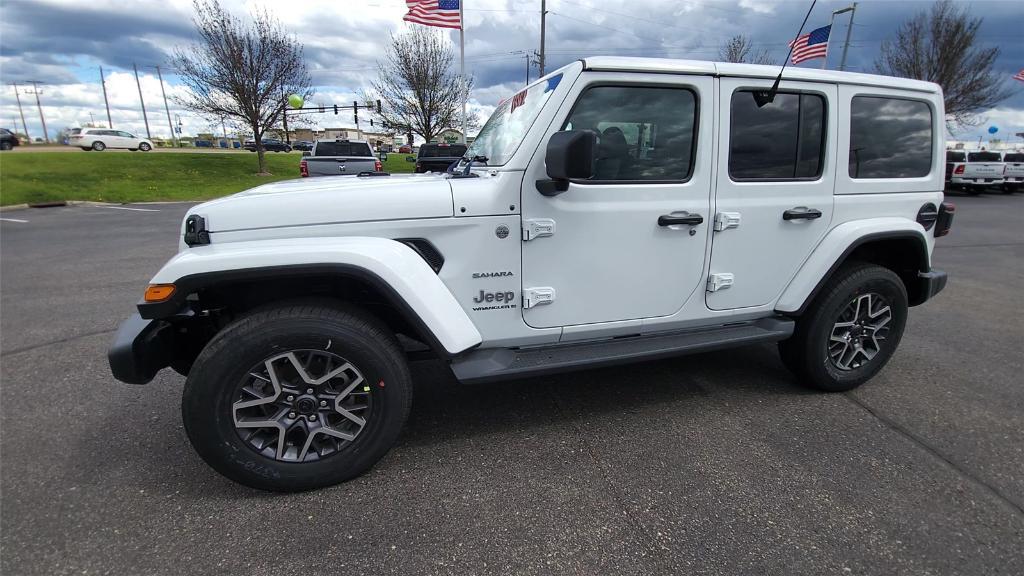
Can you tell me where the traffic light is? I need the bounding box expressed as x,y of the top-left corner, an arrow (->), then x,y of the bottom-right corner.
376,99 -> 382,113
333,104 -> 338,115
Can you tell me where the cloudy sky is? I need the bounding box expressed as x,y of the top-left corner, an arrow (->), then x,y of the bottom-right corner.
0,0 -> 1021,142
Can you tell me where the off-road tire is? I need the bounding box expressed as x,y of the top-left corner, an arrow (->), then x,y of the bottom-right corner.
779,263 -> 908,392
182,301 -> 412,491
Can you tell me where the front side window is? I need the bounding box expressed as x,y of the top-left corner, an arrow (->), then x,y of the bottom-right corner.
729,91 -> 826,180
561,85 -> 697,181
117,131 -> 134,138
849,96 -> 932,178
464,74 -> 563,166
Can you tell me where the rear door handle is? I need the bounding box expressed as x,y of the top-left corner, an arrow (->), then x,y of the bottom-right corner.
783,207 -> 822,221
658,213 -> 704,226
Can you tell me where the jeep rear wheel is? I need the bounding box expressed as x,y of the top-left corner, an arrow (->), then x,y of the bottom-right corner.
779,263 -> 908,392
182,302 -> 412,491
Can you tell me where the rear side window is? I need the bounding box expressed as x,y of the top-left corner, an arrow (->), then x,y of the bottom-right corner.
849,96 -> 932,178
946,151 -> 965,162
967,152 -> 1001,162
562,85 -> 698,181
1004,153 -> 1024,162
729,91 -> 826,180
315,142 -> 372,156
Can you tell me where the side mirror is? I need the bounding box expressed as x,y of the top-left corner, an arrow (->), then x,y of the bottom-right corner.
537,130 -> 596,196
406,156 -> 416,162
301,151 -> 311,157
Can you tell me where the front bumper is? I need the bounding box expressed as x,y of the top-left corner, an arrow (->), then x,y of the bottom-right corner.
108,313 -> 175,384
913,269 -> 948,305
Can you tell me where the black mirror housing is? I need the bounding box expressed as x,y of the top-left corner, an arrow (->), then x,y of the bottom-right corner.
538,130 -> 596,196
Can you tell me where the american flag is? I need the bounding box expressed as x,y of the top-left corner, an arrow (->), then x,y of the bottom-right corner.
404,0 -> 462,30
1014,68 -> 1024,83
789,25 -> 831,65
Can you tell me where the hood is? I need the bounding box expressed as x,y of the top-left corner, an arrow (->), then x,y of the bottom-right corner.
191,173 -> 454,233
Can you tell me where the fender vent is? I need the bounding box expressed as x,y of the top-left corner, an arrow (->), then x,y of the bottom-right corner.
396,238 -> 444,273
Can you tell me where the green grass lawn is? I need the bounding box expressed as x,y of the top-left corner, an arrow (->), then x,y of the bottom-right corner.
0,150 -> 414,206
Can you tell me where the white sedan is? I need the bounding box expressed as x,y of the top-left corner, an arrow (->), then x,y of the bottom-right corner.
69,128 -> 154,151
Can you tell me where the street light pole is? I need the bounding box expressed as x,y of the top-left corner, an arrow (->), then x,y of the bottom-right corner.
838,2 -> 858,71
823,4 -> 857,70
154,65 -> 177,147
539,0 -> 547,77
100,66 -> 113,128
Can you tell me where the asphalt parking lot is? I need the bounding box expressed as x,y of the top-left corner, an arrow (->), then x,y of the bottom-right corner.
1,192 -> 1022,575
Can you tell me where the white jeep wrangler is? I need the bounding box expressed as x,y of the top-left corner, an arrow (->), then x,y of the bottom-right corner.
109,58 -> 953,491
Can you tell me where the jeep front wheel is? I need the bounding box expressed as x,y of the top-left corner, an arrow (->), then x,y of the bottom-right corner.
779,263 -> 908,392
182,302 -> 412,491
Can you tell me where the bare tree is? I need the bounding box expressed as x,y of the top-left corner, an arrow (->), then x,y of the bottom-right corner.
719,35 -> 774,65
874,0 -> 1012,130
171,0 -> 311,174
369,28 -> 474,143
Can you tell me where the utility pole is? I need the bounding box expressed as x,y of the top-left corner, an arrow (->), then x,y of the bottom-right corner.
24,81 -> 49,143
133,63 -> 151,139
823,4 -> 857,70
539,0 -> 547,77
282,94 -> 290,144
838,2 -> 858,71
99,66 -> 113,128
11,83 -> 30,142
510,51 -> 531,84
154,65 -> 177,146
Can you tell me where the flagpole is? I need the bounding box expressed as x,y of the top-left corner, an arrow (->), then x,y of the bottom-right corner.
459,1 -> 467,144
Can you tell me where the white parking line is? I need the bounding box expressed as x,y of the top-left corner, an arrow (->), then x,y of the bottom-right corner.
96,205 -> 160,212
0,217 -> 29,223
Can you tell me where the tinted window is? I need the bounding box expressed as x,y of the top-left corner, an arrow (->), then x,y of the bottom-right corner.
418,144 -> 467,158
1004,153 -> 1024,162
315,141 -> 373,156
967,152 -> 1001,162
117,131 -> 133,138
562,85 -> 697,181
849,96 -> 932,178
946,151 -> 965,162
729,91 -> 825,180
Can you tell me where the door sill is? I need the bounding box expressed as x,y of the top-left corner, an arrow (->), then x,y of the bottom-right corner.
450,317 -> 794,384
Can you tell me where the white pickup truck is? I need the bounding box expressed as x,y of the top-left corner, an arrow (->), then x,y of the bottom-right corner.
109,58 -> 953,491
1002,151 -> 1024,192
948,150 -> 1005,193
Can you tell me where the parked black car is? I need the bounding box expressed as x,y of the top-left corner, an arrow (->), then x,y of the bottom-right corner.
0,128 -> 21,150
292,140 -> 314,151
244,138 -> 292,153
412,142 -> 467,173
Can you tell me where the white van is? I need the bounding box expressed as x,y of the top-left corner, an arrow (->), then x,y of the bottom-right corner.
69,128 -> 154,152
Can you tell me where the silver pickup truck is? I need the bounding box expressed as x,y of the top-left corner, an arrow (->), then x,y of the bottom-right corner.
300,139 -> 381,177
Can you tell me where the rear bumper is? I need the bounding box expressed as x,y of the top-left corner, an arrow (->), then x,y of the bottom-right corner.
951,177 -> 1004,185
108,313 -> 175,384
912,269 -> 948,306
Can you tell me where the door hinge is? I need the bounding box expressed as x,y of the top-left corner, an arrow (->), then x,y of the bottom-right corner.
523,287 -> 556,309
714,212 -> 741,232
522,218 -> 556,241
707,273 -> 734,292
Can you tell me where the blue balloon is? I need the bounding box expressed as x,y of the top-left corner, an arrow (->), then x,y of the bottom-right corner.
988,126 -> 998,134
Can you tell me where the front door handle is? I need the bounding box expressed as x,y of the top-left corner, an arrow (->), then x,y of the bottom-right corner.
783,207 -> 822,221
658,213 -> 704,227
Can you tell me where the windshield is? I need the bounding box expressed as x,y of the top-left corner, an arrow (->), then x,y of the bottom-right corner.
946,151 -> 965,162
464,74 -> 563,166
968,152 -> 1001,162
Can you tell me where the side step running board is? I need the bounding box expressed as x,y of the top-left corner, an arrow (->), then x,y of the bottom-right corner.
450,317 -> 794,384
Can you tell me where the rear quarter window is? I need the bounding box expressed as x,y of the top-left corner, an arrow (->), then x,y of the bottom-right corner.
848,96 -> 932,179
